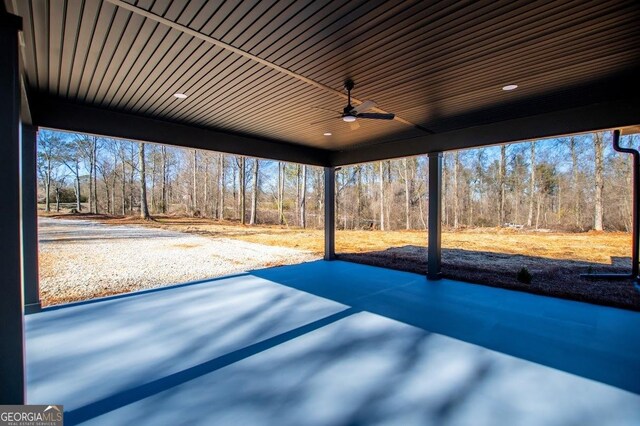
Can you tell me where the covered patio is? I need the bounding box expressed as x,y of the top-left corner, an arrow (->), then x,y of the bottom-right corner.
26,261 -> 640,424
2,0 -> 640,422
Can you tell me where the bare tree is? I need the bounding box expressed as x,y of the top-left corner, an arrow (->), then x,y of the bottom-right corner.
453,151 -> 460,228
192,149 -> 198,215
119,142 -> 127,215
53,176 -> 67,212
379,161 -> 385,231
35,128 -> 633,233
594,132 -> 604,230
402,158 -> 411,230
148,145 -> 157,213
37,131 -> 61,212
499,145 -> 507,226
127,143 -> 137,215
300,164 -> 307,228
203,154 -> 210,217
527,142 -> 536,227
250,158 -> 259,225
92,137 -> 98,213
59,137 -> 83,212
296,164 -> 301,225
278,162 -> 285,225
139,143 -> 150,220
161,145 -> 168,214
96,146 -> 115,215
569,136 -> 581,228
218,154 -> 225,219
237,156 -> 246,224
442,153 -> 448,226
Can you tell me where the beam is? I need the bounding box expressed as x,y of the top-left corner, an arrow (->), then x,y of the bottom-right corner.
0,12 -> 25,404
22,124 -> 40,313
324,167 -> 336,260
31,96 -> 331,167
331,99 -> 640,166
427,153 -> 442,280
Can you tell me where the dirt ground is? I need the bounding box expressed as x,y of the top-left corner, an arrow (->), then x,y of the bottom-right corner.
40,213 -> 640,311
37,217 -> 316,306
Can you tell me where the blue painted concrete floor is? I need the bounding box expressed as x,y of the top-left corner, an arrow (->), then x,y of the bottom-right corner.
26,260 -> 640,425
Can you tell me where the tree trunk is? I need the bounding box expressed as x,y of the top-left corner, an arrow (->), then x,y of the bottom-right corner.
104,176 -> 111,215
239,157 -> 246,224
527,142 -> 536,227
442,154 -> 447,226
110,182 -> 115,215
150,146 -> 156,213
250,158 -> 259,225
121,152 -> 126,215
278,162 -> 284,225
55,187 -> 61,212
161,145 -> 167,214
316,168 -> 323,228
92,137 -> 98,213
379,161 -> 385,231
453,151 -> 460,228
218,154 -> 225,220
499,145 -> 506,226
44,177 -> 51,212
594,132 -> 604,231
296,164 -> 301,226
356,166 -> 362,228
535,193 -> 542,230
204,156 -> 209,217
139,143 -> 150,220
88,146 -> 94,214
300,164 -> 307,228
128,156 -> 134,215
403,158 -> 410,230
75,162 -> 81,212
570,136 -> 580,228
192,149 -> 197,215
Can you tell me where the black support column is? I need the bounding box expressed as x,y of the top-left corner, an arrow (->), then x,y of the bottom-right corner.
22,124 -> 41,313
428,153 -> 442,280
0,12 -> 25,404
324,167 -> 336,260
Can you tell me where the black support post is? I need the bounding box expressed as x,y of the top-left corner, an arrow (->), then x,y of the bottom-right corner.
22,124 -> 41,313
0,12 -> 25,404
324,167 -> 336,260
428,152 -> 442,280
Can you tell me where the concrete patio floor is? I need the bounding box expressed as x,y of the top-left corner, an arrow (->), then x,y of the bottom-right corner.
26,261 -> 640,425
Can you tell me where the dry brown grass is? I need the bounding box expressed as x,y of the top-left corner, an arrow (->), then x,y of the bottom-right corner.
42,212 -> 639,310
50,213 -> 630,264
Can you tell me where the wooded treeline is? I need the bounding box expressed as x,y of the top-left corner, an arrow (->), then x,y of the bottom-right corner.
37,130 -> 324,227
37,130 -> 635,232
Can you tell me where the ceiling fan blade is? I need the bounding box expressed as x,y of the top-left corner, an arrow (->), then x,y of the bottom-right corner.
352,100 -> 376,114
311,106 -> 342,114
357,112 -> 395,120
349,120 -> 360,130
310,116 -> 340,125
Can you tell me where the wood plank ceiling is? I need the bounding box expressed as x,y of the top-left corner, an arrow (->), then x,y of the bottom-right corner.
8,0 -> 640,153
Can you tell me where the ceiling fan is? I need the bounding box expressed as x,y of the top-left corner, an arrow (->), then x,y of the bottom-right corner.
312,79 -> 395,129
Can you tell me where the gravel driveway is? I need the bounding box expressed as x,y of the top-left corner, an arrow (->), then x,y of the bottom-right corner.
38,217 -> 318,306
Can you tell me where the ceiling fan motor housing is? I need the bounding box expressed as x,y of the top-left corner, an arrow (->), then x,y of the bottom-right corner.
343,79 -> 356,117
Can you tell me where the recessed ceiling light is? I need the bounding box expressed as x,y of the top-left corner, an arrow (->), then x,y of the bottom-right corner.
173,93 -> 188,99
502,84 -> 518,91
323,132 -> 332,136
